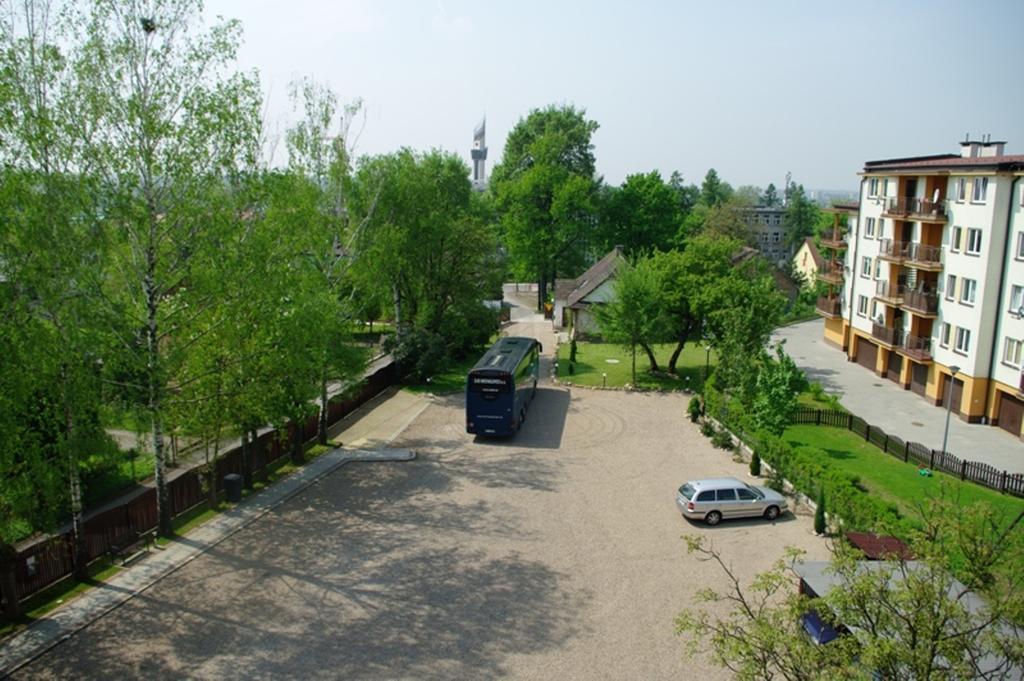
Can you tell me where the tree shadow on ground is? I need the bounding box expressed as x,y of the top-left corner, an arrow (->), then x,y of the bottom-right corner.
20,449 -> 586,680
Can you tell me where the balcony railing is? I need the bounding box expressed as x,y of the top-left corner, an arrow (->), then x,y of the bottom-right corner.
817,260 -> 844,284
871,323 -> 899,346
875,280 -> 905,303
884,196 -> 947,220
820,233 -> 847,250
815,296 -> 842,318
878,238 -> 909,262
902,289 -> 939,316
899,334 -> 933,362
906,242 -> 943,269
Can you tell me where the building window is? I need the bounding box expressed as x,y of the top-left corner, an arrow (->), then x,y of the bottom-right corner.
878,218 -> 886,238
1004,338 -> 1023,368
861,256 -> 872,277
945,274 -> 957,300
772,232 -> 780,243
1010,285 -> 1024,314
954,327 -> 971,354
966,228 -> 982,255
864,217 -> 875,238
950,226 -> 963,252
870,300 -> 879,319
874,260 -> 882,278
868,178 -> 879,197
960,278 -> 977,305
954,177 -> 967,202
773,215 -> 781,225
1017,233 -> 1024,260
882,178 -> 889,197
857,295 -> 868,317
940,322 -> 951,347
971,177 -> 988,203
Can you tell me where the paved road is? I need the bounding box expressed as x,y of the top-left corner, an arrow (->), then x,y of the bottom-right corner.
15,303 -> 830,679
774,319 -> 1024,474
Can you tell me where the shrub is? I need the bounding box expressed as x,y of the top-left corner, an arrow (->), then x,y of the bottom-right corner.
808,382 -> 826,401
700,420 -> 716,438
750,450 -> 761,477
569,338 -> 578,363
568,362 -> 574,375
687,397 -> 702,423
711,429 -> 734,451
814,488 -> 827,535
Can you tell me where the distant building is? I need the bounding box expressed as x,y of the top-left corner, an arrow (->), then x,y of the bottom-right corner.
471,119 -> 487,191
816,137 -> 1024,437
742,206 -> 792,267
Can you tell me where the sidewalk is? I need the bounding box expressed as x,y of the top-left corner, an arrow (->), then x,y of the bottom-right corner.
0,389 -> 431,678
774,319 -> 1024,474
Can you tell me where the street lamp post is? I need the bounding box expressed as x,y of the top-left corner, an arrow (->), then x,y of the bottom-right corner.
704,343 -> 711,383
940,365 -> 960,458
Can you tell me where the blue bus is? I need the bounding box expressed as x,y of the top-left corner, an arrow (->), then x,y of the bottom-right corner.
466,336 -> 542,436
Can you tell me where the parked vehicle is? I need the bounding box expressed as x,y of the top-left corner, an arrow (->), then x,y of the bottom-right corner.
466,336 -> 541,436
675,477 -> 788,525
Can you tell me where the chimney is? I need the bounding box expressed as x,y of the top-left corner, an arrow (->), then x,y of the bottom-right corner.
980,139 -> 1006,158
960,138 -> 983,158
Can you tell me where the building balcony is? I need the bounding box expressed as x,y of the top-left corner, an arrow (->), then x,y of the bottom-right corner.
902,289 -> 939,317
820,234 -> 847,250
874,280 -> 905,305
897,334 -> 933,363
816,296 -> 843,319
817,262 -> 844,286
877,239 -> 909,263
871,322 -> 898,347
882,196 -> 947,222
906,242 -> 943,271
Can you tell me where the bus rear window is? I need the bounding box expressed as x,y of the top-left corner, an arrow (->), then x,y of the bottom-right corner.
468,375 -> 510,392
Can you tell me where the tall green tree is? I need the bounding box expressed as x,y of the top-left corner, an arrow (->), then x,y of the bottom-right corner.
762,183 -> 780,207
784,183 -> 820,248
77,0 -> 263,536
700,168 -> 733,207
491,105 -> 599,310
751,345 -> 804,436
596,259 -> 667,384
597,171 -> 680,255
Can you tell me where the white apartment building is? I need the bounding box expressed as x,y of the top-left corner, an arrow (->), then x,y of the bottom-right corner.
817,139 -> 1024,438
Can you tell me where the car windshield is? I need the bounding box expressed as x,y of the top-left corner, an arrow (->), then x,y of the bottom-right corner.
678,483 -> 695,500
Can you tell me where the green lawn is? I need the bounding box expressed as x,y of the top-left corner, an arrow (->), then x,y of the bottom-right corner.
782,424 -> 1024,522
557,341 -> 715,391
403,351 -> 482,394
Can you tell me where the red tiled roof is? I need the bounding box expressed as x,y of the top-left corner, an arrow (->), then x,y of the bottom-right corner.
864,154 -> 1024,172
845,532 -> 913,560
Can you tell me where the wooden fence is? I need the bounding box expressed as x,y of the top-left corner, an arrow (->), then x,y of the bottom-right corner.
5,361 -> 397,608
791,407 -> 1024,498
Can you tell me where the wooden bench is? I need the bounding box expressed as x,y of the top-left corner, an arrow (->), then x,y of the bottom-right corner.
109,529 -> 156,566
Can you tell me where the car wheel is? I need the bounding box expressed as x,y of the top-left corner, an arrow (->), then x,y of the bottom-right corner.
705,510 -> 722,526
764,506 -> 780,520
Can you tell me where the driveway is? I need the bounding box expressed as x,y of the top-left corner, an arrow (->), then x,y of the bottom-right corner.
16,315 -> 829,679
774,319 -> 1024,474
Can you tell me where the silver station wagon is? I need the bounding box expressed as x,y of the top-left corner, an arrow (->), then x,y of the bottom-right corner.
676,477 -> 788,525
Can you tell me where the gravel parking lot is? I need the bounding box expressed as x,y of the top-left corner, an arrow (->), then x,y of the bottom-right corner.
18,318 -> 829,679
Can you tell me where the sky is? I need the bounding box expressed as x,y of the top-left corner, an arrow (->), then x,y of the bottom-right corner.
204,0 -> 1024,192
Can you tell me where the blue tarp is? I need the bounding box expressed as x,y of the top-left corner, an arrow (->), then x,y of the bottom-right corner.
802,610 -> 840,645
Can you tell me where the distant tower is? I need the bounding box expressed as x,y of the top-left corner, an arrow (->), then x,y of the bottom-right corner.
471,118 -> 487,190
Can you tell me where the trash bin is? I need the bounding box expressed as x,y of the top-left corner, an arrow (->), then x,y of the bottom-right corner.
224,473 -> 243,503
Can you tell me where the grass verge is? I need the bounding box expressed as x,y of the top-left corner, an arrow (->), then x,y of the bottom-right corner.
781,423 -> 1024,522
557,341 -> 715,391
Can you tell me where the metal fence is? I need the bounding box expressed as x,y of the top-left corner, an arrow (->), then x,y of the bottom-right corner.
791,407 -> 1024,498
5,361 -> 397,609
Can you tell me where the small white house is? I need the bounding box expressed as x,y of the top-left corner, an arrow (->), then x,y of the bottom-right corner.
552,246 -> 626,337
